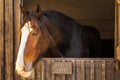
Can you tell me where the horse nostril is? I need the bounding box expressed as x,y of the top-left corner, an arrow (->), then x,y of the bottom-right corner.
21,66 -> 25,71
16,65 -> 25,72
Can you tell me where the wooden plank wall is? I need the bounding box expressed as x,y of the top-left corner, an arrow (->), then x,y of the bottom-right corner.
34,58 -> 117,80
0,0 -> 5,80
5,0 -> 14,79
14,0 -> 23,80
0,0 -> 21,80
5,58 -> 115,80
24,0 -> 114,39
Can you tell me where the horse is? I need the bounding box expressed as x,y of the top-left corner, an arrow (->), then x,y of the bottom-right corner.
15,5 -> 102,77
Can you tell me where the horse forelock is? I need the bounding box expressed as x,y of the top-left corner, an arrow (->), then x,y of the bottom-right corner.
20,10 -> 40,29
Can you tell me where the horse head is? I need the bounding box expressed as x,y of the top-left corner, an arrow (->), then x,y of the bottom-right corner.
15,5 -> 53,77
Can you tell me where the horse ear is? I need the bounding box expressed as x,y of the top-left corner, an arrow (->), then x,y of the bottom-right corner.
36,4 -> 42,17
20,5 -> 27,16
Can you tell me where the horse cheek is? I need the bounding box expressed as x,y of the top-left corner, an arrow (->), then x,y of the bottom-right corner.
32,40 -> 37,49
32,34 -> 41,49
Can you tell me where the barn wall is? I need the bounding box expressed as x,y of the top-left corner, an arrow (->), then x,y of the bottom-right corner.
24,0 -> 114,39
0,0 -> 22,80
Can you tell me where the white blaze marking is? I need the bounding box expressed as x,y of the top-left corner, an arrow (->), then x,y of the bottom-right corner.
15,21 -> 33,77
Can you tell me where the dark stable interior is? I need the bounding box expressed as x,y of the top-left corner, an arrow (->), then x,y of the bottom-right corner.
101,39 -> 114,58
23,0 -> 115,58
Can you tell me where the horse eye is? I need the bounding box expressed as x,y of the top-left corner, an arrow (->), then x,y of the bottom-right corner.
32,31 -> 38,36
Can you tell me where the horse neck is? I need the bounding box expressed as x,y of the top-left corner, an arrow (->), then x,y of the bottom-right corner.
38,17 -> 64,57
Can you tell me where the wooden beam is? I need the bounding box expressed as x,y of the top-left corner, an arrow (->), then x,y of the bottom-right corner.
5,0 -> 14,79
13,0 -> 23,79
0,0 -> 5,80
115,0 -> 120,61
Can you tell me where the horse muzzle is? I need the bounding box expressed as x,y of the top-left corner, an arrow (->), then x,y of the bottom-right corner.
15,63 -> 33,77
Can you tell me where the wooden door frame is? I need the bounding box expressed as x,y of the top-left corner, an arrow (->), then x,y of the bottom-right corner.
115,0 -> 120,61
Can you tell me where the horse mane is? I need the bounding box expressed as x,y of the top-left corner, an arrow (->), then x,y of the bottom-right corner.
41,10 -> 73,20
38,10 -> 81,26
